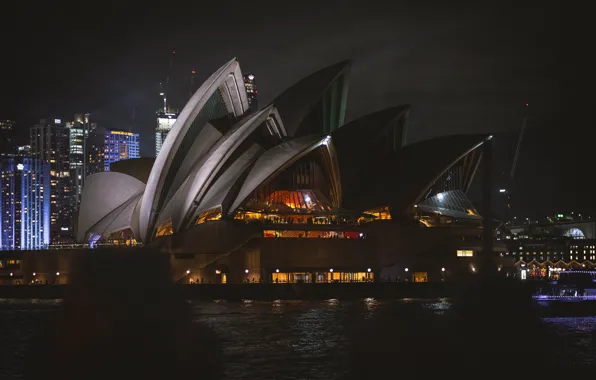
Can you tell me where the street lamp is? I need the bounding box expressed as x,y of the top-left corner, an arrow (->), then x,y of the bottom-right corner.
329,268 -> 334,273
186,269 -> 190,275
404,268 -> 409,272
441,267 -> 445,272
245,269 -> 249,274
367,268 -> 371,273
56,272 -> 60,276
275,269 -> 280,273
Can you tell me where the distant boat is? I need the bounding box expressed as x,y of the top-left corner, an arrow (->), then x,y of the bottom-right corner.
534,270 -> 596,316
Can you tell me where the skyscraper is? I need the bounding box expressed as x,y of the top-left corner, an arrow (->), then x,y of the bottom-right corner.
86,126 -> 104,176
156,111 -> 178,156
67,113 -> 95,208
243,74 -> 258,112
0,120 -> 17,155
104,129 -> 140,171
30,119 -> 72,244
0,156 -> 51,250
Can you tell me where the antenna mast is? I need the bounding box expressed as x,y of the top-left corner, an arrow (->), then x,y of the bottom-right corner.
189,70 -> 196,100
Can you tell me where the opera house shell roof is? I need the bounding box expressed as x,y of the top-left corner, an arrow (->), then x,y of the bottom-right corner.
77,58 -> 491,245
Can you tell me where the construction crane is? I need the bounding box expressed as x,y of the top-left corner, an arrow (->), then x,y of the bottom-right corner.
159,49 -> 176,113
503,103 -> 529,224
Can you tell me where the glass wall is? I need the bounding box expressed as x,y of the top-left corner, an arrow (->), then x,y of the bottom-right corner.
272,271 -> 373,283
263,230 -> 363,239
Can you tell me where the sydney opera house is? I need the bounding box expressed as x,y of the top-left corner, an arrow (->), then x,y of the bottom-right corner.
71,58 -> 502,284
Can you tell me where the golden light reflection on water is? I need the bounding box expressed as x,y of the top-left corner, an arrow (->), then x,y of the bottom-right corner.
326,298 -> 339,307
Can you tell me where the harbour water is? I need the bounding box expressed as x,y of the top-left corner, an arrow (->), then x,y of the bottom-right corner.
1,298 -> 595,378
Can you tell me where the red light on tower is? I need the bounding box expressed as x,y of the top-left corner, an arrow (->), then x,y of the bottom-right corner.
525,103 -> 529,107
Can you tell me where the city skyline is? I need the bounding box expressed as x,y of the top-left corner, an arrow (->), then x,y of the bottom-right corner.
1,1 -> 592,216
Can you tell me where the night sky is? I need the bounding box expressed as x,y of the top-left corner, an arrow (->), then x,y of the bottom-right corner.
1,1 -> 593,217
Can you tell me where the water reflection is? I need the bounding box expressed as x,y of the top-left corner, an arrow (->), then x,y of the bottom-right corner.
363,297 -> 379,319
3,299 -> 596,379
326,298 -> 339,307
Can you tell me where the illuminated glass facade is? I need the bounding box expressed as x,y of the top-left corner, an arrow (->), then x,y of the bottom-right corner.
243,74 -> 258,112
0,157 -> 50,250
156,111 -> 178,156
103,129 -> 140,171
66,115 -> 87,208
30,119 -> 72,244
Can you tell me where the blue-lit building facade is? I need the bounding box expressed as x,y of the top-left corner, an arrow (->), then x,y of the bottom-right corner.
0,157 -> 50,250
30,119 -> 72,244
103,130 -> 140,171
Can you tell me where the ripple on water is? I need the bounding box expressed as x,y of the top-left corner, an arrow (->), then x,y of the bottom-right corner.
1,299 -> 596,379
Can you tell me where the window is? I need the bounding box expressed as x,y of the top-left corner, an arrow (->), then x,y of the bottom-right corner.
155,220 -> 173,237
457,250 -> 473,257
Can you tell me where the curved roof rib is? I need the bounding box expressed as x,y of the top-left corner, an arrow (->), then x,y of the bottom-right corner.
77,172 -> 146,242
389,134 -> 489,214
85,192 -> 143,242
333,105 -> 410,157
269,60 -> 351,137
173,105 -> 278,231
342,134 -> 489,213
229,134 -> 342,214
164,122 -> 223,203
188,143 -> 263,225
139,58 -> 248,242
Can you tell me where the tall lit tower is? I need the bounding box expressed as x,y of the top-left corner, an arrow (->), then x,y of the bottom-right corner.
0,156 -> 51,250
243,74 -> 258,112
30,118 -> 71,244
156,111 -> 178,156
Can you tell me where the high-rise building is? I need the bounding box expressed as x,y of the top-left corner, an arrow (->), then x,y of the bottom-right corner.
156,111 -> 178,156
243,74 -> 258,112
67,113 -> 95,208
0,120 -> 17,155
0,156 -> 51,250
104,129 -> 140,171
30,119 -> 72,244
86,126 -> 104,176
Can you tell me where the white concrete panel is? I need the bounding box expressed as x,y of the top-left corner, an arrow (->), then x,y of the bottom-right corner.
86,192 -> 143,239
77,172 -> 145,242
165,122 -> 223,203
173,106 -> 275,230
188,143 -> 263,225
139,58 -> 245,242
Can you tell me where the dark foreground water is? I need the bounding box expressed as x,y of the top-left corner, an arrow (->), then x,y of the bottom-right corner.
1,298 -> 596,378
